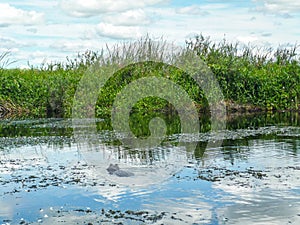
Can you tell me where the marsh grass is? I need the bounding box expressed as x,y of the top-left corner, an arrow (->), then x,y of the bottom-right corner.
186,35 -> 300,110
0,35 -> 299,118
0,51 -> 16,68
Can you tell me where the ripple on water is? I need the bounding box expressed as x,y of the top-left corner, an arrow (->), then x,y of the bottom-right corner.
0,118 -> 299,224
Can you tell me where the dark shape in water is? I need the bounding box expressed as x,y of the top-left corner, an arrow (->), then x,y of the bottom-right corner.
107,164 -> 120,174
106,164 -> 134,177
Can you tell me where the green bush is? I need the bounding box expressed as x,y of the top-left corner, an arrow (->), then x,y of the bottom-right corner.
186,34 -> 300,110
0,35 -> 299,118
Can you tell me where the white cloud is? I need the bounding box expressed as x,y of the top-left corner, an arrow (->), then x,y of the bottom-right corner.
0,3 -> 44,27
253,0 -> 300,16
96,22 -> 144,39
236,35 -> 259,43
26,28 -> 38,33
50,40 -> 103,53
0,36 -> 26,49
0,0 -> 298,68
136,7 -> 297,54
60,0 -> 166,17
176,5 -> 210,16
11,0 -> 58,8
103,9 -> 151,26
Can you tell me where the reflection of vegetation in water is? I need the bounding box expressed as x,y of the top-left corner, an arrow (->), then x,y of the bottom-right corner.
96,105 -> 212,160
0,119 -> 72,138
96,101 -> 212,139
128,99 -> 212,137
107,145 -> 183,165
221,134 -> 300,165
220,139 -> 251,164
97,111 -> 300,137
96,112 -> 300,161
0,119 -> 73,150
129,103 -> 181,138
227,112 -> 300,129
0,113 -> 299,161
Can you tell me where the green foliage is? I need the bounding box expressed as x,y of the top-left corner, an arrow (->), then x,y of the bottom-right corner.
0,35 -> 299,119
186,34 -> 300,110
95,61 -> 205,118
0,66 -> 82,117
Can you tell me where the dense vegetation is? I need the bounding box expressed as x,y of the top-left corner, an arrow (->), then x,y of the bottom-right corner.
0,35 -> 299,119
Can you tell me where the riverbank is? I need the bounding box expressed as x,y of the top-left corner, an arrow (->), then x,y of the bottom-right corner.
0,36 -> 299,118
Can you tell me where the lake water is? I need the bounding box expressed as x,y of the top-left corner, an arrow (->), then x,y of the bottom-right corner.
0,113 -> 299,224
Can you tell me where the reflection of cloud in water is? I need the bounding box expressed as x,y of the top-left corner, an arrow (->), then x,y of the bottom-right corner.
210,138 -> 300,224
143,198 -> 212,224
0,197 -> 15,219
216,189 -> 300,224
90,184 -> 129,202
0,144 -> 81,165
80,142 -> 188,187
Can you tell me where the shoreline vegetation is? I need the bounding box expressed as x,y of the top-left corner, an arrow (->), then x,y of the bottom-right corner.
0,35 -> 299,119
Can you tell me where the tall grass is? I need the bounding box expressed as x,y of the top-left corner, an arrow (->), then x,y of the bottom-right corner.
186,34 -> 300,110
0,51 -> 16,68
0,35 -> 299,118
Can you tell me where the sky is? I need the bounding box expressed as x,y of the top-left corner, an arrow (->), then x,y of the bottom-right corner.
0,0 -> 299,68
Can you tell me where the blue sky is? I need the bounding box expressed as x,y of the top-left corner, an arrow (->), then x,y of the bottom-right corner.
0,0 -> 299,68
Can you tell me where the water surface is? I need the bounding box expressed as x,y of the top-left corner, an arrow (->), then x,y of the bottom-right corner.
0,113 -> 299,224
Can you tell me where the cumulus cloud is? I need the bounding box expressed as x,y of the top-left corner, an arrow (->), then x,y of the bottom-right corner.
176,5 -> 210,16
96,22 -> 143,39
236,35 -> 259,44
253,0 -> 300,16
0,36 -> 22,48
50,40 -> 101,52
27,28 -> 38,33
1,0 -> 298,69
103,9 -> 151,26
0,3 -> 44,27
60,0 -> 166,17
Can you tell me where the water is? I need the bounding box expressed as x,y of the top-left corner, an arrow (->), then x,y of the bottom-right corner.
0,113 -> 299,224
